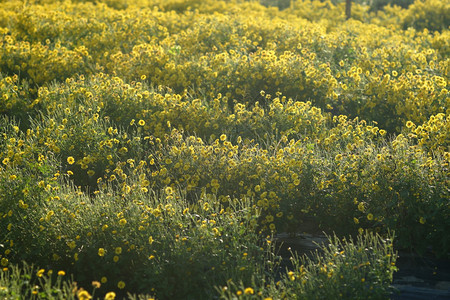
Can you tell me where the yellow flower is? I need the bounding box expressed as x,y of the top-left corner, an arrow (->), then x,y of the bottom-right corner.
148,236 -> 154,244
141,75 -> 147,80
77,289 -> 92,300
244,287 -> 254,295
92,281 -> 101,289
115,247 -> 122,255
265,215 -> 274,222
119,218 -> 127,226
113,256 -> 119,262
57,270 -> 65,276
1,258 -> 9,267
138,120 -> 146,126
98,248 -> 105,257
419,217 -> 426,224
67,156 -> 75,165
236,290 -> 242,296
357,202 -> 365,212
45,210 -> 54,222
220,134 -> 227,141
367,213 -> 374,221
101,277 -> 108,283
406,121 -> 414,128
117,281 -> 125,289
36,269 -> 45,277
212,227 -> 220,236
104,292 -> 116,300
288,270 -> 296,281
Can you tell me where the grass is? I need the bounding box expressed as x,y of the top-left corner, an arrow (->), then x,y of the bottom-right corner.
0,0 -> 448,299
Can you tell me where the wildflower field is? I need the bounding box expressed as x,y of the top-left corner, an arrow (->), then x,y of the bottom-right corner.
0,0 -> 448,298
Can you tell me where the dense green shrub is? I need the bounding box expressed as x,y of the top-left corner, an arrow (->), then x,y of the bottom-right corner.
401,0 -> 450,32
219,231 -> 397,299
0,0 -> 448,298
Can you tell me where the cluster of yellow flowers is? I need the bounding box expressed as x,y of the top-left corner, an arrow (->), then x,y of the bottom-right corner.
404,113 -> 449,154
219,231 -> 397,299
0,0 -> 448,299
1,71 -> 447,252
1,0 -> 448,132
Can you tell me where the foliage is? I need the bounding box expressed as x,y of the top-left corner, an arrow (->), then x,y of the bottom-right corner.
0,0 -> 449,298
0,0 -> 448,132
401,0 -> 450,32
218,231 -> 397,299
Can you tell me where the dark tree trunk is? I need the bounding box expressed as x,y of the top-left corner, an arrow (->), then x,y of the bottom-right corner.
346,0 -> 352,20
